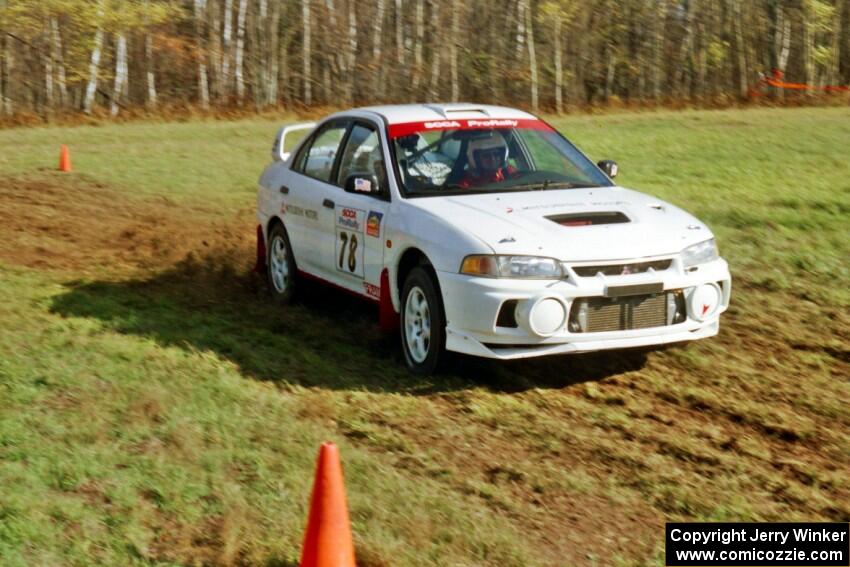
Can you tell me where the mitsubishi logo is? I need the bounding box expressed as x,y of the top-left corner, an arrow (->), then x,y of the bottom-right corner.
621,265 -> 632,275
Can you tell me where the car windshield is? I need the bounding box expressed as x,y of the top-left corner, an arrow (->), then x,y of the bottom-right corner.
389,119 -> 612,196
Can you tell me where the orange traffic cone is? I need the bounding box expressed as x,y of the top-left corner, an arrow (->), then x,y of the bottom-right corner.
299,442 -> 356,567
58,145 -> 72,172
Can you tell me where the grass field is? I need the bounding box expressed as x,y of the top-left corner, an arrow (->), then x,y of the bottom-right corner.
0,107 -> 848,566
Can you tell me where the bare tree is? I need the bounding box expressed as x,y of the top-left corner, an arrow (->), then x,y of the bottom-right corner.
373,0 -> 385,98
427,0 -> 442,100
515,0 -> 526,60
221,0 -> 233,98
524,0 -> 538,111
110,32 -> 128,116
0,31 -> 8,114
450,0 -> 459,100
194,0 -> 210,108
302,0 -> 312,105
83,2 -> 106,114
652,0 -> 666,101
774,3 -> 792,100
412,0 -> 424,93
234,0 -> 247,102
803,0 -> 816,95
50,17 -> 67,107
830,0 -> 843,86
552,8 -> 563,113
395,0 -> 405,65
43,20 -> 54,112
145,29 -> 157,107
347,0 -> 358,104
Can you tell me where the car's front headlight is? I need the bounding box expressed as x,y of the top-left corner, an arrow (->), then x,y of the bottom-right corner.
681,238 -> 718,268
460,255 -> 565,279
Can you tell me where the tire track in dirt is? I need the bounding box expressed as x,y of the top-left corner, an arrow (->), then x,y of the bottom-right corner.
4,172 -> 848,565
0,174 -> 254,277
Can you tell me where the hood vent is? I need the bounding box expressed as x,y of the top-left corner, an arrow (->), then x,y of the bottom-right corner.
547,211 -> 630,227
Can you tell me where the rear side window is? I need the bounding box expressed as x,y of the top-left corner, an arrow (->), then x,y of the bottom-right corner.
336,124 -> 388,193
294,123 -> 348,183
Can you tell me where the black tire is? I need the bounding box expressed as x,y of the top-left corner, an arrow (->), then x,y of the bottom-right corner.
266,223 -> 297,304
400,266 -> 448,375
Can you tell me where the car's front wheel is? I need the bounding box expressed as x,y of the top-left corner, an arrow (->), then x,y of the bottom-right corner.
267,223 -> 297,304
400,267 -> 447,374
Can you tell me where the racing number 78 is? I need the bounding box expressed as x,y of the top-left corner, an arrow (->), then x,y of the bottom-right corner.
338,231 -> 358,272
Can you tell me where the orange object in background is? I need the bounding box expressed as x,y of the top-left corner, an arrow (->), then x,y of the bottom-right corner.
750,68 -> 850,96
59,145 -> 72,172
299,442 -> 356,567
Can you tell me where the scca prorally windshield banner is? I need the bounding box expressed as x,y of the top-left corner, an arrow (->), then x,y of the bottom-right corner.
387,118 -> 555,139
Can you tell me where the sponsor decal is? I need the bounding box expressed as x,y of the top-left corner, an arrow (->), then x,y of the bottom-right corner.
366,211 -> 383,238
702,303 -> 711,316
354,177 -> 372,192
388,118 -> 555,139
363,281 -> 380,299
424,120 -> 461,129
283,203 -> 318,220
466,119 -> 518,128
337,207 -> 364,232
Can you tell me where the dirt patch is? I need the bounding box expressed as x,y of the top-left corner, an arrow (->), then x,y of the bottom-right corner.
6,173 -> 849,566
0,173 -> 254,277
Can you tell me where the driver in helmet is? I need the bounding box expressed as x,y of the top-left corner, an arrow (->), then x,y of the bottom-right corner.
457,131 -> 516,188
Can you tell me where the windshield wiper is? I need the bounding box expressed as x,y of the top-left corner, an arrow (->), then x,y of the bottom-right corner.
509,180 -> 593,191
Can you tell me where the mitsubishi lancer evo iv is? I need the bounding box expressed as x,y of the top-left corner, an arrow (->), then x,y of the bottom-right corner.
255,104 -> 731,374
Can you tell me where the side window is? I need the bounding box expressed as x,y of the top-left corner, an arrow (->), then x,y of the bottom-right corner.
336,124 -> 388,194
295,123 -> 348,183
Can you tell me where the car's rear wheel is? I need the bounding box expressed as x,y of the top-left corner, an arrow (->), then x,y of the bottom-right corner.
400,267 -> 447,374
267,223 -> 296,304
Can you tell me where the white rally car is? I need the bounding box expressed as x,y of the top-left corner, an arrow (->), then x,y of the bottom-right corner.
256,104 -> 731,374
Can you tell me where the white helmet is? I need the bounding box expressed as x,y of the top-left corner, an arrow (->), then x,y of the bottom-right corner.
466,131 -> 508,173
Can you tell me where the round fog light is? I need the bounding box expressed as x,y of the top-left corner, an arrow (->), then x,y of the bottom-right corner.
526,297 -> 567,336
688,283 -> 721,321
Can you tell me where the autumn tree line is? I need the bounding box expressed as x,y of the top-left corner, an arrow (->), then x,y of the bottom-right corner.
1,0 -> 848,118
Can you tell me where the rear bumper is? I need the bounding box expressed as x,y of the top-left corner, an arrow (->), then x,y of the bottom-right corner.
438,257 -> 731,360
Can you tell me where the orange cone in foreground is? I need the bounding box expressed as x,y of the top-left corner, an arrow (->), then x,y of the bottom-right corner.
58,145 -> 72,172
299,442 -> 356,567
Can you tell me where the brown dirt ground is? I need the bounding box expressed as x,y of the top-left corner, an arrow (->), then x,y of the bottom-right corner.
0,173 -> 254,277
1,174 -> 848,566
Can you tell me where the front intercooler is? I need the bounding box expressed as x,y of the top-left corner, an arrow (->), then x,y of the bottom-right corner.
568,291 -> 686,333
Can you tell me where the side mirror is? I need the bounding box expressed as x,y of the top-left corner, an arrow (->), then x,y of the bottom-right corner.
597,159 -> 619,179
344,172 -> 381,195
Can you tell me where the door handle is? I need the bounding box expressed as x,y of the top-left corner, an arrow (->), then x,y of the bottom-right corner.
323,199 -> 335,209
279,185 -> 289,194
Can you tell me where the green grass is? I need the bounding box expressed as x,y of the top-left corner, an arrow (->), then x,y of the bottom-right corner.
0,107 -> 848,566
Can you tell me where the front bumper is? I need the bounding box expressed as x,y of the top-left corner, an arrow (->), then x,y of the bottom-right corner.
438,257 -> 731,360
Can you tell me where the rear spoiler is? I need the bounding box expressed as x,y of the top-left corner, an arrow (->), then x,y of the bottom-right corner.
271,122 -> 316,162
